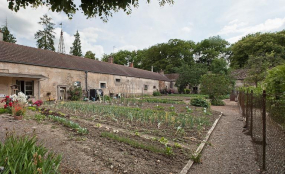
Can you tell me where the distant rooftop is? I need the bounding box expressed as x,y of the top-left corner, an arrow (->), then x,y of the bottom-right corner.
0,41 -> 170,81
231,69 -> 248,80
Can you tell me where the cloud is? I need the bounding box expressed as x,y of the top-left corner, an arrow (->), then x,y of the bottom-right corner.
181,27 -> 191,32
114,45 -> 138,52
219,17 -> 285,43
219,18 -> 285,36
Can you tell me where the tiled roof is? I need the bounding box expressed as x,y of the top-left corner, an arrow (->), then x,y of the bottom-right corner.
231,69 -> 248,80
164,73 -> 179,81
0,41 -> 170,81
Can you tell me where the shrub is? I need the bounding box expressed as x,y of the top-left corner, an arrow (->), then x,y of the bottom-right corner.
190,98 -> 209,108
0,108 -> 7,114
211,99 -> 225,106
103,95 -> 110,101
67,86 -> 83,101
184,89 -> 191,94
0,134 -> 61,173
153,91 -> 161,96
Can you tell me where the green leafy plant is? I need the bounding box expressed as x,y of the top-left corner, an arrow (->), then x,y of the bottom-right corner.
190,153 -> 202,164
164,146 -> 174,156
0,133 -> 61,173
153,91 -> 161,96
159,137 -> 168,145
34,114 -> 46,122
101,132 -> 173,156
48,115 -> 88,135
27,106 -> 37,111
0,108 -> 7,114
190,98 -> 209,108
211,99 -> 225,106
174,143 -> 182,148
67,86 -> 83,101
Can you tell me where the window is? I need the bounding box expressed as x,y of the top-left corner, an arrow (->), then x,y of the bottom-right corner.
115,79 -> 121,83
16,80 -> 34,96
100,83 -> 106,89
144,85 -> 148,90
153,86 -> 156,89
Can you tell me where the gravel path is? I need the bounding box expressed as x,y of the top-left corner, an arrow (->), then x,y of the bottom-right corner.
188,99 -> 260,174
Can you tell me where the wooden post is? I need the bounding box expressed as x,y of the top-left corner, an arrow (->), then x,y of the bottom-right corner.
250,90 -> 253,136
262,90 -> 266,171
246,90 -> 249,128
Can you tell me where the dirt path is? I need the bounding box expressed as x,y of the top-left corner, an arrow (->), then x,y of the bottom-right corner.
188,99 -> 260,174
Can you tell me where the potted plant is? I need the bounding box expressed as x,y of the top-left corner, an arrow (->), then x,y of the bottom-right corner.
10,92 -> 27,120
12,102 -> 25,120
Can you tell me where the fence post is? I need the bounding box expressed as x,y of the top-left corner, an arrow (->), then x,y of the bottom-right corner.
246,90 -> 249,128
250,90 -> 253,136
262,90 -> 266,171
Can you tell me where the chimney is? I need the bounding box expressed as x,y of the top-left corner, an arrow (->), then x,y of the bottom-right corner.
0,30 -> 3,41
159,69 -> 164,75
108,56 -> 113,64
129,62 -> 134,68
151,66 -> 153,72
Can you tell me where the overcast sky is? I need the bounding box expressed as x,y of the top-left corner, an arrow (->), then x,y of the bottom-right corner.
1,0 -> 285,59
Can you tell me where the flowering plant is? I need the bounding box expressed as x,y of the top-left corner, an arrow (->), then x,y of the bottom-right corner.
10,92 -> 27,104
1,96 -> 13,113
10,92 -> 28,117
33,100 -> 43,107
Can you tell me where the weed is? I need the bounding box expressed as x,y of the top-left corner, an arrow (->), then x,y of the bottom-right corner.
159,137 -> 168,145
135,131 -> 140,136
174,143 -> 182,149
34,114 -> 46,122
190,153 -> 202,163
164,146 -> 174,156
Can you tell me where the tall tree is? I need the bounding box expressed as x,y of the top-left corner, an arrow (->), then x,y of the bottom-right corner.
34,14 -> 55,51
7,0 -> 174,21
230,31 -> 285,68
1,24 -> 16,43
195,36 -> 230,68
175,63 -> 207,93
245,53 -> 284,87
84,51 -> 96,59
70,31 -> 82,56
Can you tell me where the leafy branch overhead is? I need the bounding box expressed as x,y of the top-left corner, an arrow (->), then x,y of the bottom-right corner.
7,0 -> 174,21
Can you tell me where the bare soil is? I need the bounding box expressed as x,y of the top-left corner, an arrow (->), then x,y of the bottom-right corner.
0,99 -> 220,174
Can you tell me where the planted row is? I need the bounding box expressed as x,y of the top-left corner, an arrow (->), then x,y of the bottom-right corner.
57,102 -> 210,130
48,115 -> 88,135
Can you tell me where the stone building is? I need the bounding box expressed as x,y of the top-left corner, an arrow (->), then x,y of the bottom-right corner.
0,33 -> 171,101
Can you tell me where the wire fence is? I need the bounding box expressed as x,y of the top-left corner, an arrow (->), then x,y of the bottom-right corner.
238,90 -> 285,173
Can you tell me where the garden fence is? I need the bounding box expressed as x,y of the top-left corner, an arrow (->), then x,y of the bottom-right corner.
238,90 -> 285,173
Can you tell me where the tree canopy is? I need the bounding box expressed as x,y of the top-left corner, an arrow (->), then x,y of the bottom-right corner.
230,31 -> 285,68
175,63 -> 207,93
7,0 -> 174,21
34,14 -> 55,51
200,74 -> 232,101
1,25 -> 16,43
84,51 -> 96,59
70,31 -> 82,56
195,36 -> 230,68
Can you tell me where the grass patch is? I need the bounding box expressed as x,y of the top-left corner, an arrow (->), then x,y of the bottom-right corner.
0,108 -> 8,114
101,132 -> 173,156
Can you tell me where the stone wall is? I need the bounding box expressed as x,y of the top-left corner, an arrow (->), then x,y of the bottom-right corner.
0,62 -> 165,101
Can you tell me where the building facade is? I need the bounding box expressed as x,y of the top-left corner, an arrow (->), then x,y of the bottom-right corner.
0,39 -> 171,101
